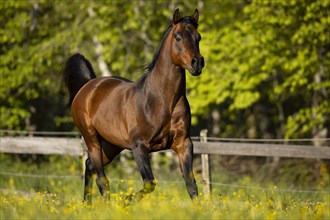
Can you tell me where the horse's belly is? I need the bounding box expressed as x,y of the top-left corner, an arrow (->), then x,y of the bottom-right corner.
93,114 -> 131,149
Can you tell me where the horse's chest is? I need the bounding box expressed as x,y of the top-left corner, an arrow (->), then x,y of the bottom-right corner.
131,117 -> 173,151
146,129 -> 172,152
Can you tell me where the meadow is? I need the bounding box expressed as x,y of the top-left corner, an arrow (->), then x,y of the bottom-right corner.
1,153 -> 329,219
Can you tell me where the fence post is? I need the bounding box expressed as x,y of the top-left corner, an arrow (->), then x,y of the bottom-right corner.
200,129 -> 212,198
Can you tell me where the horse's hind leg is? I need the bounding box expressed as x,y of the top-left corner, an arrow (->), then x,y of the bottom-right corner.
82,133 -> 110,203
83,138 -> 123,204
84,157 -> 95,204
131,142 -> 157,201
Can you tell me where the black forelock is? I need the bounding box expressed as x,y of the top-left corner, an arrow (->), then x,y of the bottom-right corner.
175,16 -> 199,28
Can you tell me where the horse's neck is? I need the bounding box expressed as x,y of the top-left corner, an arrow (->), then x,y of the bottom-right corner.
145,46 -> 186,107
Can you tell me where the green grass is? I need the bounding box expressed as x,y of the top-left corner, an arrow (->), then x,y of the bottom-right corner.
0,153 -> 329,219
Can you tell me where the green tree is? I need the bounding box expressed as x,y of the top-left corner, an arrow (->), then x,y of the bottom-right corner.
0,0 -> 95,131
1,0 -> 328,143
188,0 -> 329,141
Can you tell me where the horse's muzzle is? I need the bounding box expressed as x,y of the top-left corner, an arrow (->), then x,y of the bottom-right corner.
191,56 -> 205,76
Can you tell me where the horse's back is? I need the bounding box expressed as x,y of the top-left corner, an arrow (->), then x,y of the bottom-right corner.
72,76 -> 133,110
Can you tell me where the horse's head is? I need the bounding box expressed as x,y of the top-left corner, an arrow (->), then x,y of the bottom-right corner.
170,9 -> 205,76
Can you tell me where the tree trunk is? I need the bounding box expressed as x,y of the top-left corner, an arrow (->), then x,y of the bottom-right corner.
87,7 -> 112,77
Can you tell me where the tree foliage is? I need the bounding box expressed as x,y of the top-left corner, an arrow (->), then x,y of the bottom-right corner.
1,0 -> 329,142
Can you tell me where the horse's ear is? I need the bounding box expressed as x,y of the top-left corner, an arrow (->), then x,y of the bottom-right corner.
173,8 -> 181,24
192,9 -> 199,22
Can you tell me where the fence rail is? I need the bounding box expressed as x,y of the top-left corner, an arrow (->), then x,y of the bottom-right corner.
193,141 -> 330,159
0,137 -> 83,156
1,136 -> 329,159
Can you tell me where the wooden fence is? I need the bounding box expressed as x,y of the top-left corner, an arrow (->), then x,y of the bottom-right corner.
1,133 -> 329,196
2,136 -> 329,159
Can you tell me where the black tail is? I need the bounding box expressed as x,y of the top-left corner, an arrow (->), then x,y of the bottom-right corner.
63,54 -> 96,106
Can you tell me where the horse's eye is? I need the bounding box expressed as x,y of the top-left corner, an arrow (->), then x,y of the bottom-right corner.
174,33 -> 182,41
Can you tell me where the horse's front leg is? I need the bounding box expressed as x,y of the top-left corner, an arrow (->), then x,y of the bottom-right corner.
173,138 -> 198,200
131,142 -> 157,201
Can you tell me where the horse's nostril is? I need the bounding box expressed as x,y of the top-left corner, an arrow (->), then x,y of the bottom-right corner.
200,57 -> 205,68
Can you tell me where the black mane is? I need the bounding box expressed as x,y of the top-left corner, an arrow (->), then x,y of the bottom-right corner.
144,16 -> 198,73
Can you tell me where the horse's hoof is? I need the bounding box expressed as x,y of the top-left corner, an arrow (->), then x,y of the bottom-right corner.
123,194 -> 135,206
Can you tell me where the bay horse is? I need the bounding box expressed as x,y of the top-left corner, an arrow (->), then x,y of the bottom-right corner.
63,9 -> 204,204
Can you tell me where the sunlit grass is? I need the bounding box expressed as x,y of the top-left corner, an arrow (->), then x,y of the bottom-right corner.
1,180 -> 329,219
